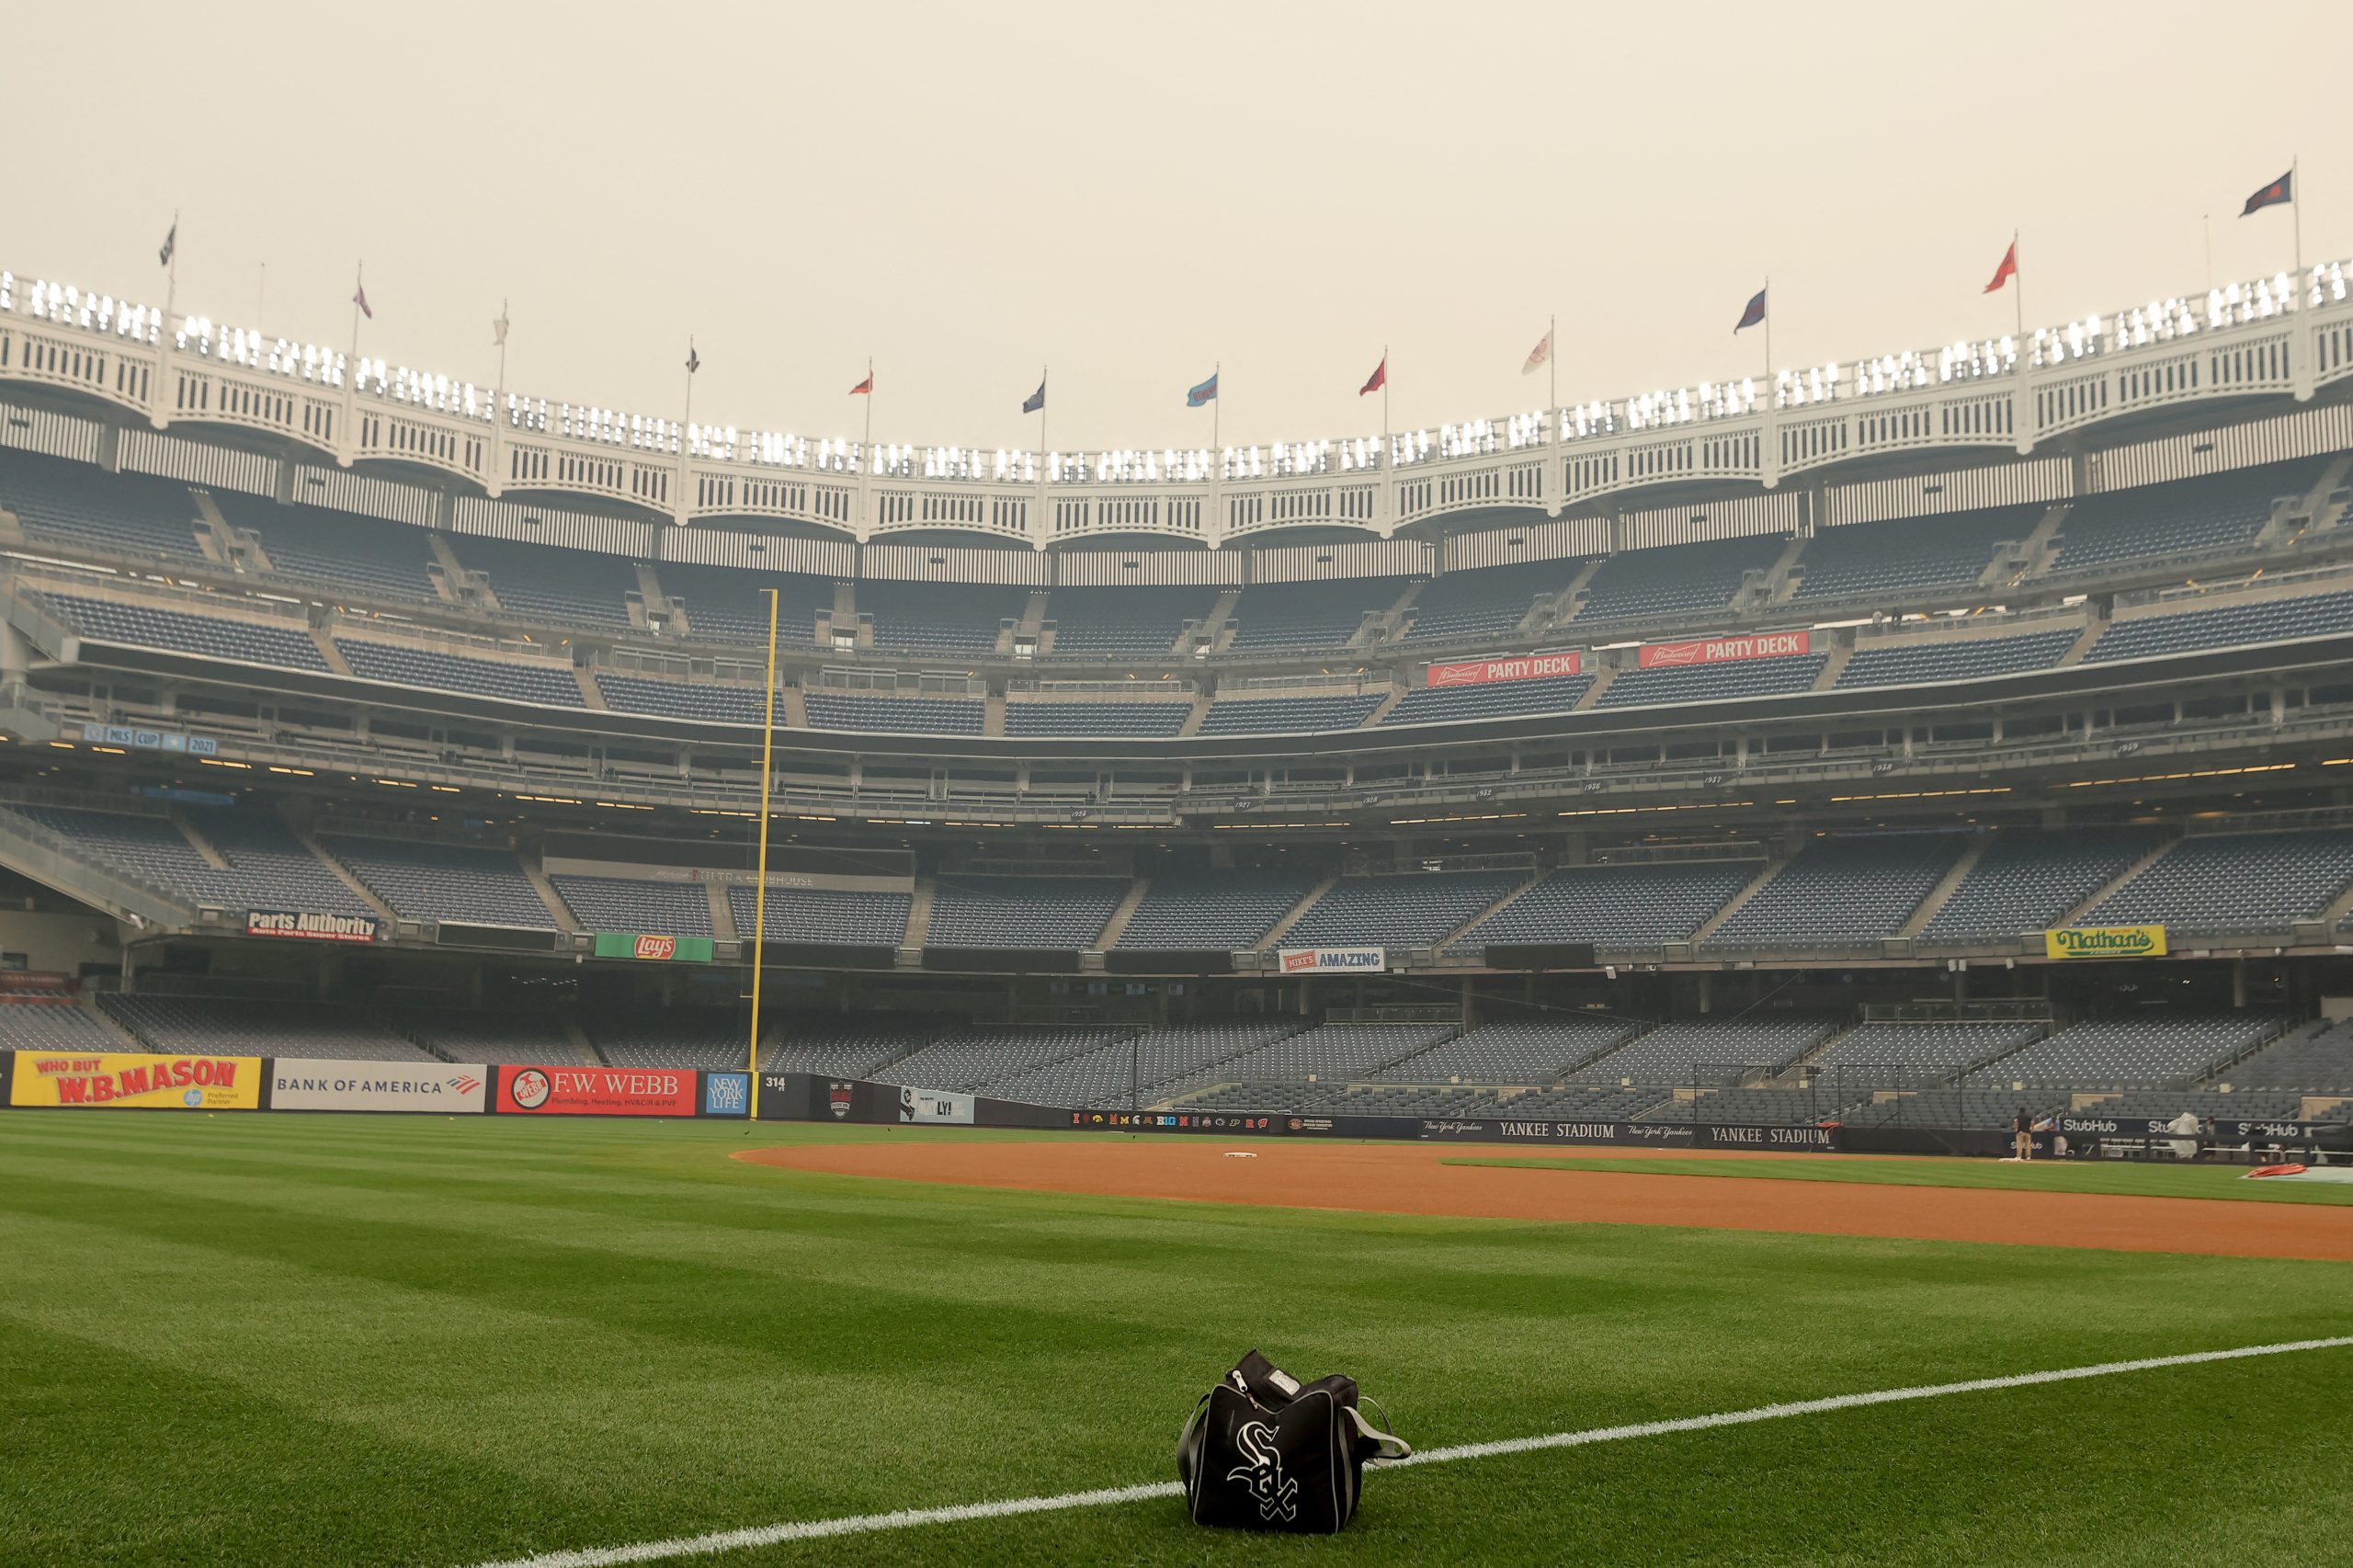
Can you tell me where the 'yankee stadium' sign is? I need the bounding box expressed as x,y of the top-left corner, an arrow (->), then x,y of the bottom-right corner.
246,909 -> 379,942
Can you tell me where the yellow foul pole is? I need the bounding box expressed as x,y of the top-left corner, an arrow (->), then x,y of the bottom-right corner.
746,587 -> 780,1120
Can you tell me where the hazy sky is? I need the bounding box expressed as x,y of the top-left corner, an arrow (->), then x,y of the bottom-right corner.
14,1 -> 2347,460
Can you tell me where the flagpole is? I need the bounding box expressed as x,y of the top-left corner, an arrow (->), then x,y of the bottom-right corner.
861,356 -> 873,461
1762,277 -> 1773,386
1381,343 -> 1391,471
2012,231 -> 2023,343
164,210 -> 179,328
491,301 -> 510,488
1548,314 -> 1557,443
679,335 -> 696,512
746,585 -> 780,1122
2292,153 -> 2303,279
345,260 -> 365,441
1212,360 -> 1221,456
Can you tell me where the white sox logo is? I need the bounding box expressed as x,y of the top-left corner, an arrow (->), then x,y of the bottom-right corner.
1224,1421 -> 1299,1523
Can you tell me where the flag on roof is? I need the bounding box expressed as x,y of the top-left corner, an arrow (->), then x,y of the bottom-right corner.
1733,288 -> 1767,334
849,369 -> 873,395
2242,169 -> 2293,216
1022,376 -> 1046,414
493,302 -> 509,347
1358,357 -> 1386,396
158,222 -> 176,268
1521,329 -> 1552,376
685,342 -> 699,374
353,274 -> 372,321
1187,371 -> 1218,407
1984,241 -> 2018,294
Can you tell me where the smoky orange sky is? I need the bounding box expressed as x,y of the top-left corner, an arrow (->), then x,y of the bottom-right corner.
12,0 -> 2346,460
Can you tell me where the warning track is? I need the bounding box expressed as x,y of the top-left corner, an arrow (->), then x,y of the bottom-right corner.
736,1138 -> 2353,1260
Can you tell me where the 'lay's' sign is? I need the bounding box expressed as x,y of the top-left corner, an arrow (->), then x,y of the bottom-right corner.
590,931 -> 713,962
9,1052 -> 261,1109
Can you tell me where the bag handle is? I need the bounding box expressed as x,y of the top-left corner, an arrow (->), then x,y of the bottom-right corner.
1345,1400 -> 1412,1465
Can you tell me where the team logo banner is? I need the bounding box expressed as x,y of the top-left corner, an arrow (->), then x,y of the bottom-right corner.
270,1059 -> 488,1113
1424,652 -> 1583,688
10,1051 -> 260,1109
495,1064 -> 699,1116
1638,631 -> 1811,668
590,931 -> 716,963
899,1085 -> 975,1124
1279,948 -> 1386,974
2044,925 -> 2167,960
246,909 -> 380,943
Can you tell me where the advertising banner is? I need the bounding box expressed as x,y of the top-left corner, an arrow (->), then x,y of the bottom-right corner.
270,1059 -> 488,1113
702,1072 -> 751,1118
2043,925 -> 2166,960
245,909 -> 380,943
1277,947 -> 1386,974
9,1051 -> 261,1109
899,1085 -> 975,1124
1638,630 -> 1811,668
494,1064 -> 699,1117
1425,652 -> 1583,688
591,932 -> 716,963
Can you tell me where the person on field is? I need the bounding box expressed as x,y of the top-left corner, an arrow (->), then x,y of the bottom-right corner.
2012,1108 -> 2033,1161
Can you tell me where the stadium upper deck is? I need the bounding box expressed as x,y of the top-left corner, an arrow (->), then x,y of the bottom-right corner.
2,254 -> 2349,552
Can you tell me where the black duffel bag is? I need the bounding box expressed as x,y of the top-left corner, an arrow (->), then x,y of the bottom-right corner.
1176,1350 -> 1409,1533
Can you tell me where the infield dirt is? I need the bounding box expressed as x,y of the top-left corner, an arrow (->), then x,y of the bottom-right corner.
737,1139 -> 2353,1261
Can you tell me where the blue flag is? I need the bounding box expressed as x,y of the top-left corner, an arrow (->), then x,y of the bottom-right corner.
1187,371 -> 1219,407
2242,169 -> 2293,217
1022,377 -> 1046,415
1733,287 -> 1767,335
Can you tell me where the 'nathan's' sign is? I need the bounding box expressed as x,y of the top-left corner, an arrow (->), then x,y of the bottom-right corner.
1425,652 -> 1583,688
1638,631 -> 1811,668
246,909 -> 379,943
2044,925 -> 2167,960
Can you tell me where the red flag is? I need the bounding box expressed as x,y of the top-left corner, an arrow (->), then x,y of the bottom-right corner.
848,371 -> 873,395
1983,241 -> 2018,295
1358,357 -> 1386,396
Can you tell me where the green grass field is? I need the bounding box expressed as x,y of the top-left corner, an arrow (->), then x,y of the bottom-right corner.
1439,1153 -> 2353,1202
4,1112 -> 2350,1567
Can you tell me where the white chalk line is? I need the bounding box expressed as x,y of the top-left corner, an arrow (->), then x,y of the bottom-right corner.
465,1335 -> 2353,1568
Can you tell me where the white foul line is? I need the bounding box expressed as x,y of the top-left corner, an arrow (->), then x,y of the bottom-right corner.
465,1336 -> 2353,1568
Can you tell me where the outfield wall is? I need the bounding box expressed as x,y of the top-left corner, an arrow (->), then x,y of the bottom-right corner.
0,1051 -> 751,1119
753,1071 -> 2353,1160
4,1051 -> 2343,1158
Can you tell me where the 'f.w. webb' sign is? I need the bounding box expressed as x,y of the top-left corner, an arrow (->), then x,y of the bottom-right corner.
1638,631 -> 1811,668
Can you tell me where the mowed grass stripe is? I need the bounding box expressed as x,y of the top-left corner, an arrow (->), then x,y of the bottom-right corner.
5,1114 -> 2350,1568
1439,1153 -> 2353,1204
462,1336 -> 2353,1568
